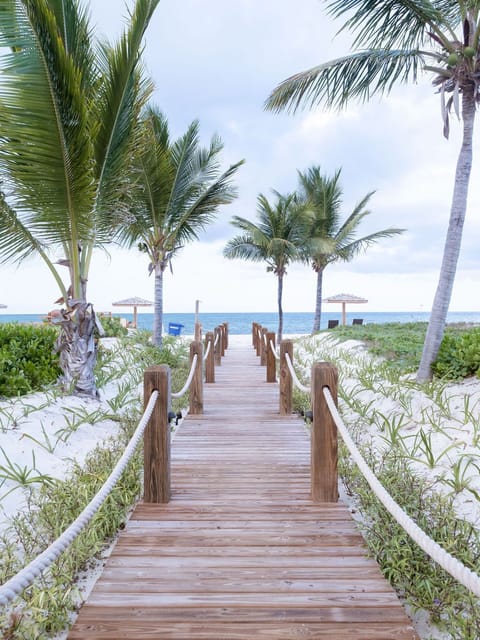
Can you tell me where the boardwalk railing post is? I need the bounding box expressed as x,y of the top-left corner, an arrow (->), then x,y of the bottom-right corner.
279,339 -> 293,415
252,322 -> 257,348
205,331 -> 215,383
311,362 -> 338,503
223,322 -> 229,351
143,365 -> 171,503
190,340 -> 204,414
255,324 -> 261,357
266,331 -> 276,382
214,326 -> 222,366
260,328 -> 268,366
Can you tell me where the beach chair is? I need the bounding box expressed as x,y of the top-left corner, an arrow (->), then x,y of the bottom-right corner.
352,318 -> 363,325
327,319 -> 339,329
168,322 -> 184,336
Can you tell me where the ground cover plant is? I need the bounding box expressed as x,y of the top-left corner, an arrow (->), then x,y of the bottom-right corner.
0,324 -> 60,397
292,326 -> 480,638
0,330 -> 191,639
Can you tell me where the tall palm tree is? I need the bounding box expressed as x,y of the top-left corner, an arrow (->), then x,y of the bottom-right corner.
0,0 -> 159,396
116,106 -> 244,346
266,0 -> 479,381
297,166 -> 404,332
224,192 -> 306,342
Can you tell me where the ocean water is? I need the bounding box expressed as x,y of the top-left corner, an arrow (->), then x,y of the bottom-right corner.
1,311 -> 480,335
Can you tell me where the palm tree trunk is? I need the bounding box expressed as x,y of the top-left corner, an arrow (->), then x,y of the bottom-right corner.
56,301 -> 99,397
153,264 -> 164,346
312,268 -> 324,332
277,273 -> 284,343
417,86 -> 476,382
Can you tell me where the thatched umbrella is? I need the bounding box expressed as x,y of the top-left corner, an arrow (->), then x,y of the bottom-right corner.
323,293 -> 368,326
112,296 -> 153,329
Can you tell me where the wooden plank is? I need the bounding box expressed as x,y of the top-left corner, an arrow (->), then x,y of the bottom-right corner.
68,342 -> 419,640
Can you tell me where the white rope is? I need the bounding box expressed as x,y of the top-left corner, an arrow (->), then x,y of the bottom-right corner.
203,339 -> 212,362
172,353 -> 198,398
323,387 -> 480,599
269,340 -> 279,360
213,332 -> 219,348
0,390 -> 159,607
284,352 -> 310,394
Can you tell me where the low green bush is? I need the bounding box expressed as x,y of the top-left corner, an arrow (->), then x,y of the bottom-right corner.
98,315 -> 128,337
432,328 -> 480,379
0,324 -> 60,397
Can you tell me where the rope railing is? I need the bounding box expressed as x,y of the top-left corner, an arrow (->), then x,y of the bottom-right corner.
172,353 -> 198,398
269,339 -> 279,360
203,339 -> 212,362
322,386 -> 480,599
284,352 -> 310,394
0,390 -> 159,608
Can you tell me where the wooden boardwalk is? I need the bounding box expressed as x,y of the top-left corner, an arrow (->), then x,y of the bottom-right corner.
68,340 -> 418,639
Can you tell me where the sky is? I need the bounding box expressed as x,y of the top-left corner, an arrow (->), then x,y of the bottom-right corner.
2,0 -> 480,315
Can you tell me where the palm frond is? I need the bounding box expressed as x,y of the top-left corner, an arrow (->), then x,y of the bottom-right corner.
0,0 -> 95,246
223,235 -> 266,262
0,192 -> 45,264
334,226 -> 405,261
327,0 -> 457,50
94,0 -> 159,218
266,48 -> 424,113
175,160 -> 245,245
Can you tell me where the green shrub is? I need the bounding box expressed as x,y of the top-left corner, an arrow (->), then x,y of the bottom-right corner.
432,328 -> 480,379
0,324 -> 60,397
98,315 -> 128,337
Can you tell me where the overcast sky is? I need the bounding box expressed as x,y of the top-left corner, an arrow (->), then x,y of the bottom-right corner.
2,0 -> 480,314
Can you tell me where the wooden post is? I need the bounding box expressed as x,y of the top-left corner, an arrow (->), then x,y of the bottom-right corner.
221,324 -> 227,356
260,327 -> 268,366
252,322 -> 257,348
194,299 -> 201,341
266,331 -> 276,382
205,331 -> 215,383
255,325 -> 261,357
279,339 -> 293,415
311,362 -> 338,503
143,366 -> 171,503
214,326 -> 222,366
223,322 -> 229,350
189,340 -> 204,414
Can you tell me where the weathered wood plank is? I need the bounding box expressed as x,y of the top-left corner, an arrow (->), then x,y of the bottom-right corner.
68,342 -> 418,640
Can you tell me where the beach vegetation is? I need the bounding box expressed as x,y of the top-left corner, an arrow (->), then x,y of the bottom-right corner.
292,330 -> 480,636
432,327 -> 480,379
0,330 -> 191,638
0,324 -> 60,398
224,191 -> 308,342
99,316 -> 128,338
295,166 -> 403,332
0,0 -> 160,397
115,106 -> 244,347
266,0 -> 480,384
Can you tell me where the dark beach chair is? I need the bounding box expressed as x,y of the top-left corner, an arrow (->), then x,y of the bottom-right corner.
352,318 -> 363,325
328,319 -> 339,329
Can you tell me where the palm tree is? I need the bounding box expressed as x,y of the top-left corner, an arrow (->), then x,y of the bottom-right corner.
266,1 -> 479,381
116,106 -> 244,346
297,166 -> 404,332
0,0 -> 159,396
224,192 -> 306,342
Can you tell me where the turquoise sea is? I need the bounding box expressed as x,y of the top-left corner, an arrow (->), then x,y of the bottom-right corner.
1,311 -> 480,335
